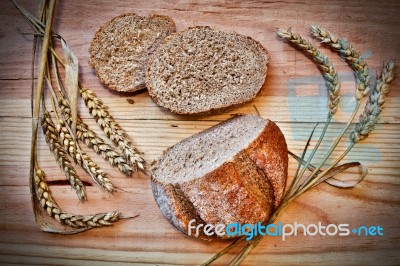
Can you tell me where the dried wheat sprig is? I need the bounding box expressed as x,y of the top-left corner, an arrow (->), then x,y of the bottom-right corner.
15,0 -> 141,175
56,119 -> 115,192
277,28 -> 340,114
277,28 -> 341,196
21,4 -> 145,173
58,98 -> 133,175
79,85 -> 145,172
49,51 -> 132,176
310,25 -> 370,100
297,60 -> 396,197
41,110 -> 86,200
205,27 -> 394,265
34,168 -> 120,228
295,26 -> 372,192
351,60 -> 395,143
47,76 -> 115,191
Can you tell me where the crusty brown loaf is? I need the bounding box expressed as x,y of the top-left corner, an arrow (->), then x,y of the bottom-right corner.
89,13 -> 176,92
151,115 -> 288,239
146,27 -> 270,114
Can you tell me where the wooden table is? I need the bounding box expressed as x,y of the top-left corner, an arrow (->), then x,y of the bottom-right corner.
1,0 -> 399,265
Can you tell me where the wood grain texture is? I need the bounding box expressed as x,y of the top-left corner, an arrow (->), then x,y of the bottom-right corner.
0,0 -> 399,265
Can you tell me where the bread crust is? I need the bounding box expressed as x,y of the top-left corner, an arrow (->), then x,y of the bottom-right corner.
89,13 -> 176,92
151,116 -> 288,240
146,26 -> 270,115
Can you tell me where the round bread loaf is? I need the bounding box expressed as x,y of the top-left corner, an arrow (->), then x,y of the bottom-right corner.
146,26 -> 270,114
151,115 -> 288,239
89,13 -> 176,92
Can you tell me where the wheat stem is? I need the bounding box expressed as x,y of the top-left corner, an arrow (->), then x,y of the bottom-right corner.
297,101 -> 360,192
80,85 -> 145,172
41,110 -> 86,200
229,244 -> 254,266
297,26 -> 371,191
58,98 -> 133,175
16,2 -> 142,174
32,0 -> 55,119
46,76 -> 115,191
204,26 -> 395,265
48,46 -> 145,172
49,48 -> 145,172
301,60 -> 396,193
227,199 -> 293,266
47,51 -> 133,176
299,61 -> 395,196
56,119 -> 115,192
277,28 -> 340,194
34,168 -> 120,228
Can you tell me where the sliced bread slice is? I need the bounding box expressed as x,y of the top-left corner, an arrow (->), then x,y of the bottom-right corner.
146,26 -> 270,114
151,115 -> 288,239
89,13 -> 176,92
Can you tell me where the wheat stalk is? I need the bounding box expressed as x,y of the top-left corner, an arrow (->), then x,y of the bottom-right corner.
296,60 -> 396,198
277,28 -> 340,114
56,119 -> 115,192
351,60 -> 395,142
204,26 -> 395,265
310,25 -> 370,100
41,110 -> 86,200
277,28 -> 341,196
34,168 -> 120,228
292,26 -> 373,193
80,85 -> 145,172
58,98 -> 132,176
14,0 -> 143,174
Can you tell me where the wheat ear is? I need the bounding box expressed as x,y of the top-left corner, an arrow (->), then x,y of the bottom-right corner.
58,98 -> 132,176
277,28 -> 340,114
294,26 -> 372,193
34,168 -> 120,228
41,110 -> 86,200
277,28 -> 342,194
351,60 -> 396,142
310,25 -> 370,100
80,85 -> 145,172
56,119 -> 115,192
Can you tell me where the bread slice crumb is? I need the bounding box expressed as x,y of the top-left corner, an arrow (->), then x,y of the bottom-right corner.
89,13 -> 176,92
146,26 -> 270,114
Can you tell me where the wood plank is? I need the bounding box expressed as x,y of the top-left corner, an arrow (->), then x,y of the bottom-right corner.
1,0 -> 399,265
1,116 -> 399,184
0,244 -> 398,265
1,78 -> 400,124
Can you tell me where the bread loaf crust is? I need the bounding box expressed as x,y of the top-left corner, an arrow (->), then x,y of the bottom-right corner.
151,116 -> 288,240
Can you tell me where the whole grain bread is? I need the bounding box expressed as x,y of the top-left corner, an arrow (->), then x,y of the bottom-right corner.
151,115 -> 288,239
146,26 -> 270,114
89,13 -> 176,92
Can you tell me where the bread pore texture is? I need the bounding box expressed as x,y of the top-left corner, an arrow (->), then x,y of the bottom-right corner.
146,27 -> 270,114
89,13 -> 176,92
151,115 -> 288,239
